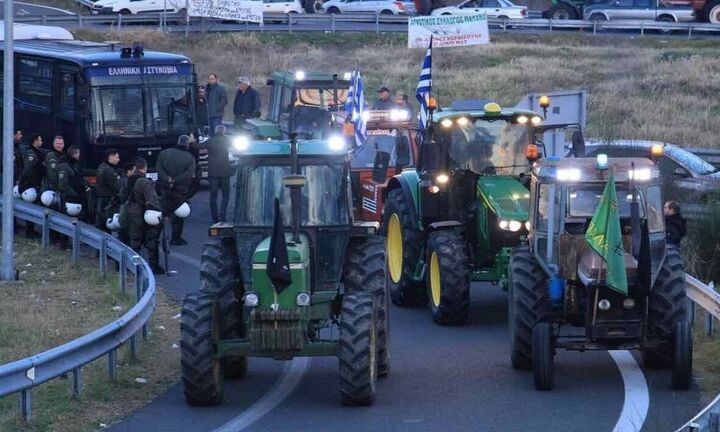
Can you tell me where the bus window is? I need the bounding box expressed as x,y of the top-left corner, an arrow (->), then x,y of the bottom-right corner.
17,57 -> 52,113
59,73 -> 75,116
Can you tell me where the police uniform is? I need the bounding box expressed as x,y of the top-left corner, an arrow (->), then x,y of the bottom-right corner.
96,162 -> 121,231
42,150 -> 63,210
156,144 -> 196,244
125,173 -> 163,270
19,145 -> 44,237
57,156 -> 88,219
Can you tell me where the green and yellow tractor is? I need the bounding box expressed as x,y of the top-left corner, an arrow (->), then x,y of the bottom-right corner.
383,100 -> 546,325
180,133 -> 389,406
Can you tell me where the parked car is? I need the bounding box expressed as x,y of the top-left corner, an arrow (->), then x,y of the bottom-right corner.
583,140 -> 720,201
92,0 -> 186,14
320,0 -> 408,14
583,0 -> 695,22
431,0 -> 528,18
263,0 -> 305,13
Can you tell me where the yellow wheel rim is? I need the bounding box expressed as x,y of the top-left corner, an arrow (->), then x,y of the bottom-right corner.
387,214 -> 403,284
430,251 -> 441,308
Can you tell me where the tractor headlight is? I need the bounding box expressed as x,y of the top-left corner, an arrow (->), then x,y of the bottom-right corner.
296,292 -> 311,306
525,221 -> 531,231
622,298 -> 636,309
498,220 -> 523,232
531,116 -> 542,125
389,109 -> 409,121
557,168 -> 581,182
517,115 -> 528,124
328,135 -> 346,151
295,70 -> 306,80
598,299 -> 611,311
244,292 -> 259,307
628,168 -> 652,181
233,136 -> 250,152
435,174 -> 449,184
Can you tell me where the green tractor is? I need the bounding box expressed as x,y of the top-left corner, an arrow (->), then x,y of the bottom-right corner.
509,155 -> 691,390
383,100 -> 546,325
241,70 -> 351,140
180,133 -> 389,406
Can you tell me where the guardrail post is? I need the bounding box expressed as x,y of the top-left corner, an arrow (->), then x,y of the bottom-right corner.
108,348 -> 117,380
688,25 -> 692,40
118,13 -> 122,30
549,18 -> 552,32
71,221 -> 79,264
119,251 -> 127,293
41,15 -> 47,25
99,236 -> 107,276
77,14 -> 83,28
331,13 -> 335,33
375,12 -> 379,34
130,256 -> 143,359
71,367 -> 83,397
41,211 -> 50,250
20,389 -> 32,421
593,21 -> 597,35
288,13 -> 292,33
705,311 -> 714,337
640,23 -> 644,37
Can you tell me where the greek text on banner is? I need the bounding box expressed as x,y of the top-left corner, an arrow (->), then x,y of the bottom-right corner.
188,0 -> 263,23
408,13 -> 490,48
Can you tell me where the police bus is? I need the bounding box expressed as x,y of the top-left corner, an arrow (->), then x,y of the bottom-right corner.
0,24 -> 201,179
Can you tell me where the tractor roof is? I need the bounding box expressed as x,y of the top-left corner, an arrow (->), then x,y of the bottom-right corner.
532,157 -> 660,183
432,107 -> 539,122
270,71 -> 351,87
236,138 -> 350,158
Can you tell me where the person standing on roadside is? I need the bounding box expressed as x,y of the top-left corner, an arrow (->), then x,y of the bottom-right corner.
196,85 -> 210,133
42,136 -> 65,198
233,76 -> 261,128
12,129 -> 25,184
19,134 -> 44,238
205,73 -> 228,136
664,200 -> 687,245
57,145 -> 89,220
198,125 -> 234,223
96,149 -> 121,231
125,157 -> 165,275
157,135 -> 196,245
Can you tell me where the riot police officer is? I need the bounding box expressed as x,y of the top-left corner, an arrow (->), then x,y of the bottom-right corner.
19,134 -> 45,237
57,145 -> 88,220
156,134 -> 196,245
96,148 -> 121,231
42,136 -> 64,206
125,157 -> 164,274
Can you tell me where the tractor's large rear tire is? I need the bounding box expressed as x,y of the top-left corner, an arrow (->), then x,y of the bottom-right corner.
383,188 -> 426,307
643,246 -> 687,369
508,247 -> 551,370
181,293 -> 225,406
672,321 -> 693,390
200,238 -> 247,378
426,230 -> 470,326
344,235 -> 390,378
339,291 -> 378,406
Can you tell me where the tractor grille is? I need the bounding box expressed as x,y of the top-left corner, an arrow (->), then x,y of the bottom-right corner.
248,309 -> 306,352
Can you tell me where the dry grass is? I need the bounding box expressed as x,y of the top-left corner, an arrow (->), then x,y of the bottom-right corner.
0,239 -> 180,432
694,314 -> 720,401
71,30 -> 720,147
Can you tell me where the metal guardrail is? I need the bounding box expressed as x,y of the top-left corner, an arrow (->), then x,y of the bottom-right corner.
0,199 -> 156,422
10,12 -> 720,36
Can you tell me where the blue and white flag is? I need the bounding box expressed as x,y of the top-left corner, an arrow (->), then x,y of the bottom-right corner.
346,70 -> 368,147
415,37 -> 432,131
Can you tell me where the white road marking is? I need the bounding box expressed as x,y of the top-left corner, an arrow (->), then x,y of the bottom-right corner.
214,357 -> 311,432
173,250 -> 311,431
609,350 -> 650,432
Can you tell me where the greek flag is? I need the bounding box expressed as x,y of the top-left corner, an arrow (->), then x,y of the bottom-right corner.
346,70 -> 368,147
415,37 -> 433,131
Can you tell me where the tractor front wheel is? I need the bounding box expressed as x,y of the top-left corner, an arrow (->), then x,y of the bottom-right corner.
181,293 -> 225,406
344,235 -> 390,378
508,247 -> 551,370
532,322 -> 555,391
643,246 -> 687,369
339,291 -> 378,406
426,230 -> 470,325
384,188 -> 426,307
671,321 -> 693,390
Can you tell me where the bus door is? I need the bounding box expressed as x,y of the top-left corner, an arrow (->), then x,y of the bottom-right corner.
55,65 -> 80,146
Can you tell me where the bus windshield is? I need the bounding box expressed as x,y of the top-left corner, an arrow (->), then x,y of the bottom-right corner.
86,66 -> 195,139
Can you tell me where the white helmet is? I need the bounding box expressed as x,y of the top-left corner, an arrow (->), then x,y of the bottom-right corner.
144,209 -> 162,226
13,185 -> 20,198
40,190 -> 58,207
65,202 -> 82,216
106,213 -> 121,231
21,187 -> 37,203
174,202 -> 191,218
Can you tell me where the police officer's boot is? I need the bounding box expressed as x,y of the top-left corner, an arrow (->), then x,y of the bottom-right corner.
148,247 -> 165,275
170,217 -> 187,246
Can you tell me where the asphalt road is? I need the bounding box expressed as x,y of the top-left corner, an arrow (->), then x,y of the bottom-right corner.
0,0 -> 75,17
108,183 -> 703,432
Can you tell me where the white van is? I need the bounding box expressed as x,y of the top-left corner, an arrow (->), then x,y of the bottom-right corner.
91,0 -> 187,15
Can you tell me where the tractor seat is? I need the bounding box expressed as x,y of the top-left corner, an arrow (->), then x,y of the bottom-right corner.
577,248 -> 637,286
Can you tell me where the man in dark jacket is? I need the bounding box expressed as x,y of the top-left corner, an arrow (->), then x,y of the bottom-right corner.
57,145 -> 88,220
205,73 -> 228,136
233,76 -> 261,128
19,134 -> 44,237
664,200 -> 686,245
42,135 -> 65,195
157,135 -> 196,245
373,86 -> 394,110
196,85 -> 209,132
13,129 -> 26,186
199,125 -> 234,223
125,157 -> 164,274
95,148 -> 121,231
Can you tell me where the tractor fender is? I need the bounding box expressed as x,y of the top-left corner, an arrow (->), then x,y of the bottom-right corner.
427,220 -> 463,233
386,174 -> 421,230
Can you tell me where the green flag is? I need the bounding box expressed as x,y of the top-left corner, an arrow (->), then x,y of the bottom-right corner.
584,171 -> 628,295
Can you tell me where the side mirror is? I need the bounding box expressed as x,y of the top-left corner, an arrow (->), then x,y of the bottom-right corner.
395,135 -> 411,168
571,130 -> 586,157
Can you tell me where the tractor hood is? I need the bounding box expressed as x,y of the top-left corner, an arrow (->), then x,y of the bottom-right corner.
251,233 -> 311,309
242,119 -> 283,140
476,176 -> 530,222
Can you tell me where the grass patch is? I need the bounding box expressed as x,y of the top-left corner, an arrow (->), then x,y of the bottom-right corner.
0,239 -> 180,432
694,314 -> 720,401
70,30 -> 720,148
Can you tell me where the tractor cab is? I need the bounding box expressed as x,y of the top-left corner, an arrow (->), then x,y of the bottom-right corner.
508,154 -> 692,391
241,71 -> 351,141
340,109 -> 419,222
